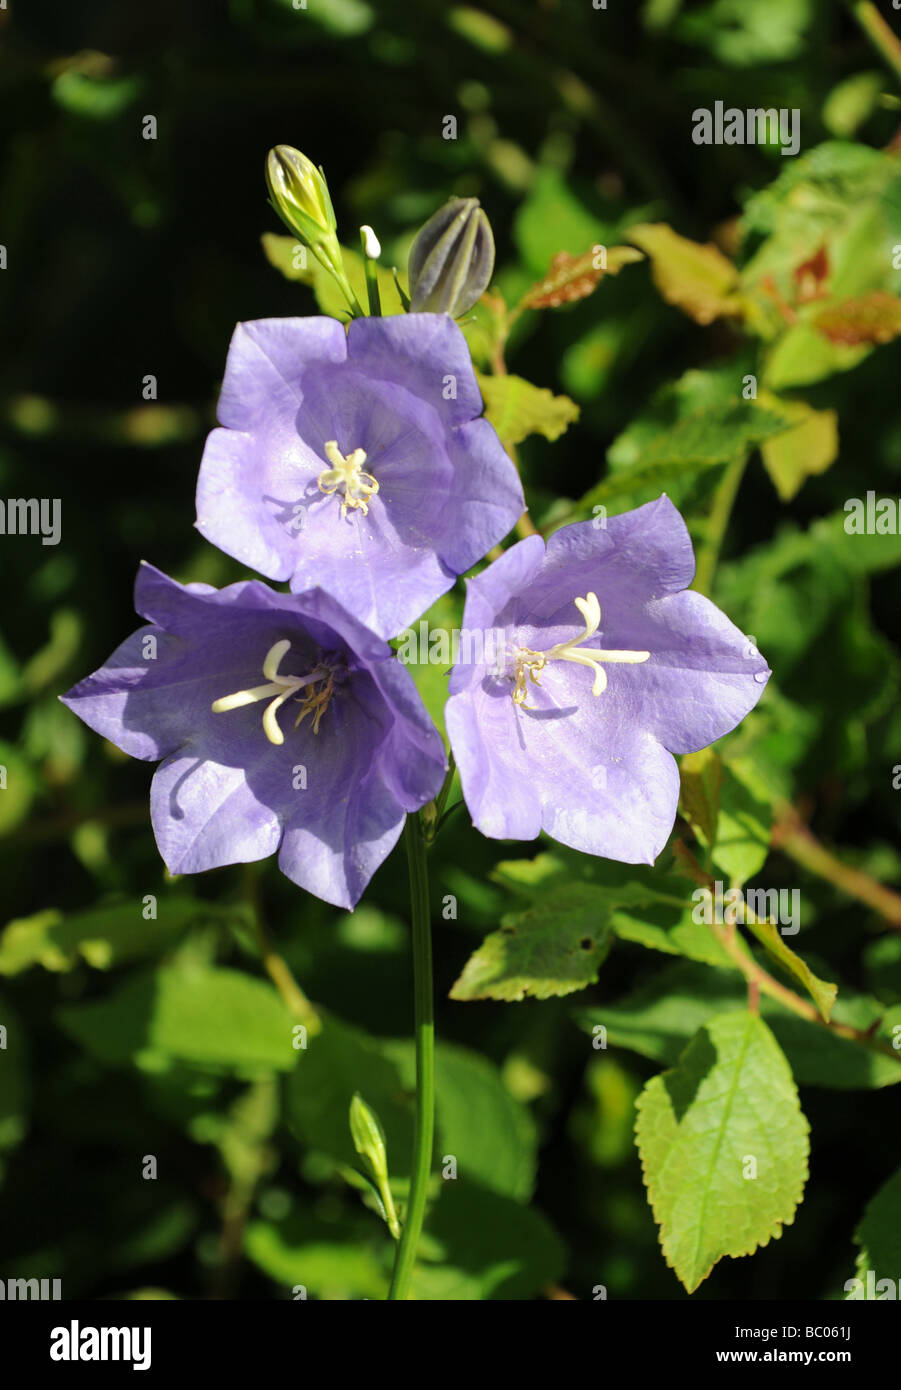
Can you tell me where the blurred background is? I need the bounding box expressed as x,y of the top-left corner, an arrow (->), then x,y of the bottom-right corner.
0,0 -> 900,1300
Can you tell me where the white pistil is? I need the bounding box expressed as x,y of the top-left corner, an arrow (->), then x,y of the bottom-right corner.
317,440 -> 379,518
211,639 -> 331,746
512,592 -> 650,707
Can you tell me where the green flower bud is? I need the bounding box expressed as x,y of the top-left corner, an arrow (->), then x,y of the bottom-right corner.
265,145 -> 337,247
349,1092 -> 400,1239
408,197 -> 495,316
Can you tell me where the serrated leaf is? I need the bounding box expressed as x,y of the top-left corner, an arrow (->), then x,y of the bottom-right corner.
475,371 -> 579,446
450,882 -> 613,1002
628,222 -> 743,325
520,246 -> 643,310
635,1010 -> 809,1292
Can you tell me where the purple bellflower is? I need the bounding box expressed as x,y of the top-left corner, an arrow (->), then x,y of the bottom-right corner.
445,495 -> 770,864
195,313 -> 525,639
61,564 -> 446,909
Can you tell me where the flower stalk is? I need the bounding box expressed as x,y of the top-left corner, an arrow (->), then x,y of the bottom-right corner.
387,812 -> 435,1300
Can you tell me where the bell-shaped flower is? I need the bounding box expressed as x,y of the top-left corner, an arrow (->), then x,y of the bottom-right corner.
195,313 -> 525,639
61,564 -> 447,908
445,495 -> 770,864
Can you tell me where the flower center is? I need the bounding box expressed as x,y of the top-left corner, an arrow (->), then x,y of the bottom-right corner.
211,639 -> 335,746
317,440 -> 379,518
512,592 -> 650,707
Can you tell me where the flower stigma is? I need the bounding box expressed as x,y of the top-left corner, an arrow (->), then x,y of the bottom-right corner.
317,440 -> 379,519
511,592 -> 650,708
211,638 -> 336,745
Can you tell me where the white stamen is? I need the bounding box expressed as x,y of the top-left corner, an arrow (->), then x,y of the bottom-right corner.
360,225 -> 381,259
212,640 -> 333,746
512,592 -> 650,707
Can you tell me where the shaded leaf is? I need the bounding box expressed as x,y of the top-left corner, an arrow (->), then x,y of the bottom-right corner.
450,883 -> 614,1002
57,967 -> 297,1075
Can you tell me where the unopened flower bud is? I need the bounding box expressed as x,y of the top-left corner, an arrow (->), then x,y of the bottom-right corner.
408,197 -> 495,316
266,145 -> 337,246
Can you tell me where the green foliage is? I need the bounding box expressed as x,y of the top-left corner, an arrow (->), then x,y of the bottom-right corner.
57,966 -> 298,1075
3,0 -> 900,1305
635,1011 -> 809,1291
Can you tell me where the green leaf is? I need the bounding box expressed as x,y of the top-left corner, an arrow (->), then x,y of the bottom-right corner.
475,371 -> 579,446
608,900 -> 739,969
287,1015 -> 537,1200
513,167 -> 610,273
676,0 -> 812,66
0,740 -> 36,836
412,1180 -> 564,1299
627,222 -> 743,325
575,396 -> 793,515
708,758 -> 773,886
635,1010 -> 809,1292
763,324 -> 869,391
823,71 -> 884,140
491,851 -> 735,968
450,882 -> 613,1002
758,396 -> 839,502
385,1039 -> 538,1200
286,1014 -> 414,1174
57,966 -> 297,1075
576,960 -> 901,1089
852,1167 -> 901,1290
679,747 -> 722,849
0,896 -> 213,976
741,913 -> 837,1022
245,1208 -> 388,1300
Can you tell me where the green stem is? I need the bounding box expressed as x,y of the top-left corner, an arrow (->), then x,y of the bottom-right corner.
361,229 -> 382,317
848,2 -> 901,86
694,455 -> 747,596
387,814 -> 435,1300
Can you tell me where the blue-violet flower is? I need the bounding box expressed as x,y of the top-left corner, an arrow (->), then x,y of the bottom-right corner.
445,496 -> 770,863
195,313 -> 525,639
62,564 -> 446,908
